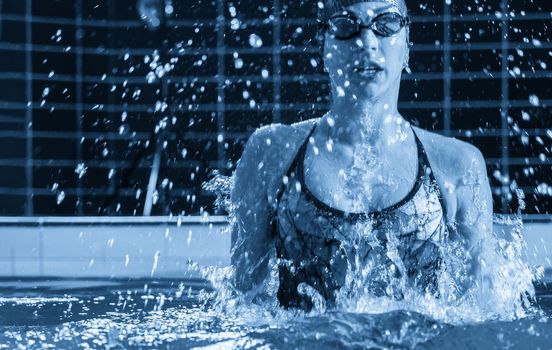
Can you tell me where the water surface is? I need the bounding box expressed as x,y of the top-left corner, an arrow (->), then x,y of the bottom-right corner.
0,277 -> 551,349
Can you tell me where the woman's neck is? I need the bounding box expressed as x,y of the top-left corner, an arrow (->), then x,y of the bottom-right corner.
321,95 -> 409,148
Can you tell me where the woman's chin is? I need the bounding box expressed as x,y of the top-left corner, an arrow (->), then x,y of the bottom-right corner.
350,84 -> 385,100
334,75 -> 386,100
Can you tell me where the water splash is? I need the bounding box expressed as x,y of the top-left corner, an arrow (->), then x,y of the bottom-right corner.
201,169 -> 542,326
329,215 -> 540,324
202,170 -> 234,215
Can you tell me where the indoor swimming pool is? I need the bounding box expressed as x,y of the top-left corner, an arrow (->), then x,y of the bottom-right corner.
0,217 -> 551,349
2,1 -> 552,349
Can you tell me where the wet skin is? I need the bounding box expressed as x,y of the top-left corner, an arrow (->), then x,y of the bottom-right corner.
323,2 -> 409,108
231,2 -> 494,299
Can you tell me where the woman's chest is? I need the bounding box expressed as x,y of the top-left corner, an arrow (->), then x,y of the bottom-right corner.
278,175 -> 446,245
303,149 -> 418,213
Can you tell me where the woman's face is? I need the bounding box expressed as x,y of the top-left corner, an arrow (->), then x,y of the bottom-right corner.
322,2 -> 409,100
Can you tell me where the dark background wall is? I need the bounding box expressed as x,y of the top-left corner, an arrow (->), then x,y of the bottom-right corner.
0,0 -> 550,216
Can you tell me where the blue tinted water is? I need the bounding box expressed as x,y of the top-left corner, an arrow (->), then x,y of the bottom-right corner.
0,277 -> 551,349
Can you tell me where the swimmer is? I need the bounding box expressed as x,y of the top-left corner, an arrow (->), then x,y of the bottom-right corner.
230,0 -> 493,310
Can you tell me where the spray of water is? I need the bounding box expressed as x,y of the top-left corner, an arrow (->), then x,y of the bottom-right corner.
202,170 -> 542,326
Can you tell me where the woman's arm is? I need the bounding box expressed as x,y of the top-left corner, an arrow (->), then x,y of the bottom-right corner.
230,127 -> 275,292
230,119 -> 322,292
453,144 -> 494,288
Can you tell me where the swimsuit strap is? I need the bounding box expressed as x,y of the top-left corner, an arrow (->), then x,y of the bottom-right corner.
411,128 -> 430,175
296,124 -> 427,219
411,128 -> 448,222
273,121 -> 318,207
274,121 -> 448,223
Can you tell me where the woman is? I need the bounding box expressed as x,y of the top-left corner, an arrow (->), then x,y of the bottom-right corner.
230,0 -> 492,310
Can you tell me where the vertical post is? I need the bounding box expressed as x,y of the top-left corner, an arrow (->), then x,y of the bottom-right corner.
25,0 -> 34,215
144,0 -> 169,216
272,0 -> 281,124
500,0 -> 510,213
442,1 -> 451,136
144,149 -> 161,215
75,0 -> 84,214
216,0 -> 225,169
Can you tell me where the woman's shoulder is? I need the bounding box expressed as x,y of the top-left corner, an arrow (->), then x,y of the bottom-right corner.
243,118 -> 318,163
249,118 -> 317,145
413,126 -> 489,221
413,126 -> 486,181
234,118 -> 319,198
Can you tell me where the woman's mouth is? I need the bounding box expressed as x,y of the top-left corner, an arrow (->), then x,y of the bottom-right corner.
353,66 -> 383,79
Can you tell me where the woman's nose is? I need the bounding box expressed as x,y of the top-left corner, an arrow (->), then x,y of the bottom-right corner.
357,28 -> 379,53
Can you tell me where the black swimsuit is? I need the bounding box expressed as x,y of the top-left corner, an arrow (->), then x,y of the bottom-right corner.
272,120 -> 449,310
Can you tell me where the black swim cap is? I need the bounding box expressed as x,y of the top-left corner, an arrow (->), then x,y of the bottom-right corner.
317,0 -> 408,23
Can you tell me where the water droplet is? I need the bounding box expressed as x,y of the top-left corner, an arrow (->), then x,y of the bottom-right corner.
146,71 -> 156,83
74,163 -> 87,179
521,111 -> 530,121
232,57 -> 243,69
529,94 -> 540,106
261,69 -> 269,79
521,134 -> 529,145
56,191 -> 65,205
151,251 -> 160,276
248,33 -> 263,48
230,18 -> 240,30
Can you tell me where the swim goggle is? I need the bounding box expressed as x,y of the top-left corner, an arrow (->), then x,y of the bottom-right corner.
318,12 -> 410,39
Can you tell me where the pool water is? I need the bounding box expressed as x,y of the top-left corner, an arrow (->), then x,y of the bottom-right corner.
0,277 -> 551,349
